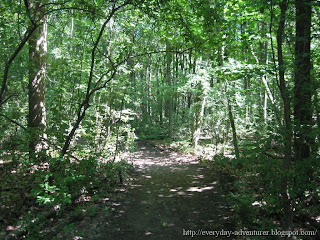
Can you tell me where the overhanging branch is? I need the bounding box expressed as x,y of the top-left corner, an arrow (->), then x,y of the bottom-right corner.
0,24 -> 38,108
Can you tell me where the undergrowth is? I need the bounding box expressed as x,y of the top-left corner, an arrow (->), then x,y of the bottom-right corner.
0,154 -> 134,240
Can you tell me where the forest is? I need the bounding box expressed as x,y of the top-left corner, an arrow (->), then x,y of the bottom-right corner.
0,0 -> 319,239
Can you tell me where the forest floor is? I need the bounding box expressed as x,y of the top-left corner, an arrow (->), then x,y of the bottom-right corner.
53,140 -> 236,240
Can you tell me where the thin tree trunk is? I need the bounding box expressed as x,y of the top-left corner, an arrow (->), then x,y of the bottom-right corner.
61,3 -> 124,155
227,98 -> 240,159
264,90 -> 268,122
192,96 -> 206,147
148,56 -> 152,121
155,54 -> 162,124
165,40 -> 173,137
250,42 -> 281,124
0,24 -> 38,107
276,0 -> 293,231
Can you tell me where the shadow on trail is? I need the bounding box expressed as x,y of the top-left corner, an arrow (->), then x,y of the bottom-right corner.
62,141 -> 235,240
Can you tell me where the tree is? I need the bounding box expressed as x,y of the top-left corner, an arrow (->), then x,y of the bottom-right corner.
1,0 -> 319,237
191,70 -> 208,148
27,0 -> 48,159
294,0 -> 313,161
61,1 -> 130,155
165,40 -> 173,137
275,0 -> 294,231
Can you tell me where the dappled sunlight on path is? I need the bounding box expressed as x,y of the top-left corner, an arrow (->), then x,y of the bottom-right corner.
57,140 -> 235,240
132,142 -> 199,167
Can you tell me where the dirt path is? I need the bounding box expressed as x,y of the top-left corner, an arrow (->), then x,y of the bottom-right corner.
57,141 -> 235,240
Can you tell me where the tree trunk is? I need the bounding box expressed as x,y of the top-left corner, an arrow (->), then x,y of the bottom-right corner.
28,0 -> 48,160
276,0 -> 293,231
227,98 -> 240,159
165,40 -> 173,137
192,95 -> 206,148
61,3 -> 125,155
294,0 -> 312,161
155,54 -> 163,124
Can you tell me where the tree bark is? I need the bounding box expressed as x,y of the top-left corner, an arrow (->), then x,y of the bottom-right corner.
28,0 -> 48,159
276,0 -> 293,231
294,0 -> 313,161
227,98 -> 240,159
192,94 -> 206,148
165,40 -> 173,137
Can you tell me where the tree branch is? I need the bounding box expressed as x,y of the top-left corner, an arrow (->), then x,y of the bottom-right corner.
61,1 -> 131,156
0,113 -> 27,130
0,24 -> 38,107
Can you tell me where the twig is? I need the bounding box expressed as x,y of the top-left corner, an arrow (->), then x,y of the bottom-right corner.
0,113 -> 27,130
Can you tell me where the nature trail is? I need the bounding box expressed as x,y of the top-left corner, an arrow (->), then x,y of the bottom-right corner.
58,141 -> 234,239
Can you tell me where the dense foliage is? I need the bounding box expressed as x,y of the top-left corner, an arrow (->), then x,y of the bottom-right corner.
0,0 -> 319,238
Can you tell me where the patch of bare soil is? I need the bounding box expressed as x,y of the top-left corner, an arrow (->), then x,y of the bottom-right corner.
56,140 -> 235,240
